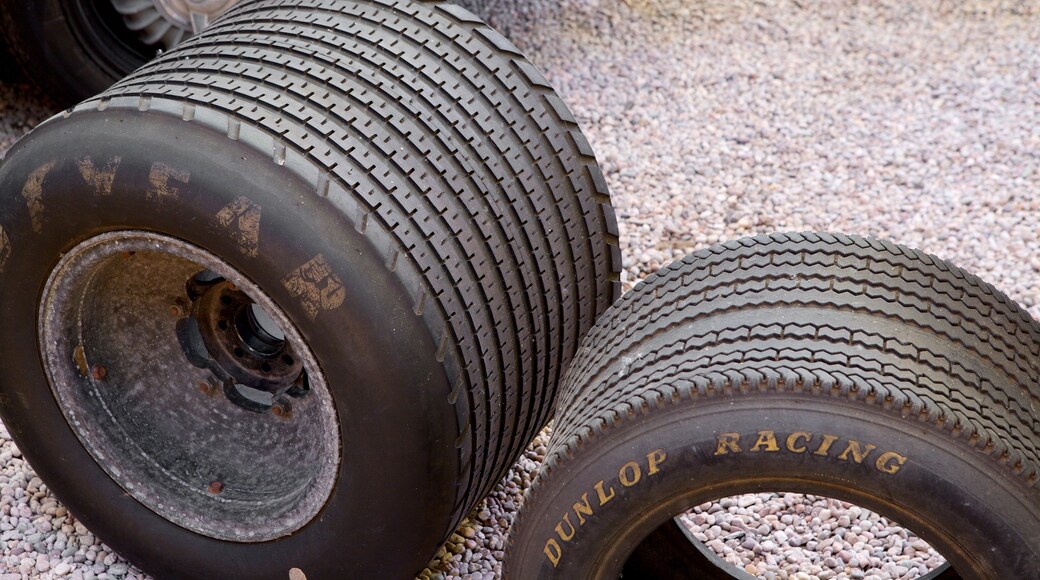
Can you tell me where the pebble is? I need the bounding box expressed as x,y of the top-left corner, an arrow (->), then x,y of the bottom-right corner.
684,494 -> 946,579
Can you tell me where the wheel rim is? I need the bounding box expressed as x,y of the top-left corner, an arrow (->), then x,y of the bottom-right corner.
110,0 -> 240,50
39,231 -> 340,542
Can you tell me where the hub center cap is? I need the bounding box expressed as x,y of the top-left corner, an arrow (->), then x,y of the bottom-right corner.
154,0 -> 238,33
177,275 -> 309,412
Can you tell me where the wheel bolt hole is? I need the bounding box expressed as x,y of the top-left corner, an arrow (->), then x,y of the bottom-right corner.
261,362 -> 272,373
282,355 -> 294,365
233,347 -> 245,358
220,295 -> 232,306
218,320 -> 229,331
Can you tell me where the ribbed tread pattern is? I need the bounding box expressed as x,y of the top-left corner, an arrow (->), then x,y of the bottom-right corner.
69,0 -> 621,530
540,232 -> 1040,489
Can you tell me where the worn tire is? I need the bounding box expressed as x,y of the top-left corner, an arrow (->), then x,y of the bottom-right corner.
0,0 -> 156,105
0,1 -> 620,577
507,233 -> 1040,579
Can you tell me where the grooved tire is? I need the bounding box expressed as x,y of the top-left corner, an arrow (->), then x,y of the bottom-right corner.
0,1 -> 620,577
506,233 -> 1040,579
0,0 -> 155,105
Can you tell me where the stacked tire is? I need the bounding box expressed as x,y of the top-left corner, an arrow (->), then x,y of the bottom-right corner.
0,1 -> 620,577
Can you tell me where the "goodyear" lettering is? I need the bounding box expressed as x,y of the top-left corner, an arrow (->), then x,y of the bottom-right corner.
543,449 -> 666,568
714,430 -> 908,475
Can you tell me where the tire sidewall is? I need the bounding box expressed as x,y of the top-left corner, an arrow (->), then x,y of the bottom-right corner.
0,110 -> 458,578
3,0 -> 150,102
510,395 -> 1040,579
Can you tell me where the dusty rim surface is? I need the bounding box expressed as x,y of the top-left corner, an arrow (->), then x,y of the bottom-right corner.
38,232 -> 340,544
1,0 -> 1039,578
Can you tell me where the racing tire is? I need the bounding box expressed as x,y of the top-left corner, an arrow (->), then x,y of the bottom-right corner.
0,1 -> 620,577
506,233 -> 1040,579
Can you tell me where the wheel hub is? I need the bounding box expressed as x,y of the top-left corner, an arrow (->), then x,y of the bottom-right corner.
110,0 -> 239,50
153,0 -> 238,33
177,274 -> 309,413
38,231 -> 340,542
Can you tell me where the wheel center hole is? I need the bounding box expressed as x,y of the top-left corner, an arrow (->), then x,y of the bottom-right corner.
236,302 -> 286,357
176,272 -> 306,411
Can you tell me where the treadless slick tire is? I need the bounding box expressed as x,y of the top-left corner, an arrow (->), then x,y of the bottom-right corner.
0,1 -> 620,577
507,233 -> 1040,579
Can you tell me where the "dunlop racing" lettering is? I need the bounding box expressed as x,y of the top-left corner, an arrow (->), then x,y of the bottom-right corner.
543,449 -> 666,568
714,430 -> 908,475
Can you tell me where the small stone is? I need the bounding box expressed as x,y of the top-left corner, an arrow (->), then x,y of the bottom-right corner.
35,554 -> 50,572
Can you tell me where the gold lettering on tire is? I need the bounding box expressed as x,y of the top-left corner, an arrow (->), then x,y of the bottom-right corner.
216,197 -> 262,258
715,432 -> 742,455
555,513 -> 577,541
838,440 -> 877,464
544,539 -> 563,567
147,162 -> 189,200
714,430 -> 908,476
542,449 -> 668,568
618,461 -> 642,487
647,449 -> 667,474
572,493 -> 594,525
750,430 -> 780,452
283,254 -> 346,319
21,160 -> 56,233
786,431 -> 812,453
814,434 -> 840,456
78,156 -> 122,196
875,451 -> 909,474
594,480 -> 616,506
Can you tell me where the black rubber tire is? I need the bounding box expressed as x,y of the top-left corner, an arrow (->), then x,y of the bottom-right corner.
0,0 -> 156,106
506,233 -> 1040,579
0,1 -> 620,577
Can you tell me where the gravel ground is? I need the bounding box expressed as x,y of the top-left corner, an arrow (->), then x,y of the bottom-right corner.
3,0 -> 1040,578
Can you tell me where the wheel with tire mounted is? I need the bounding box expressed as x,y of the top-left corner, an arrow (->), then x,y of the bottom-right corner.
0,0 -> 239,106
507,233 -> 1040,579
0,1 -> 621,577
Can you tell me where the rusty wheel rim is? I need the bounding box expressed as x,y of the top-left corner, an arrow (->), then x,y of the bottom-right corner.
39,231 -> 340,542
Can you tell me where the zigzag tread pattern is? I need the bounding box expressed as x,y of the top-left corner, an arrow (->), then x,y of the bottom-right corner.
516,233 -> 1040,549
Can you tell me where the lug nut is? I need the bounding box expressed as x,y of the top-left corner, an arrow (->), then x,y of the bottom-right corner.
271,401 -> 292,418
207,481 -> 224,494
